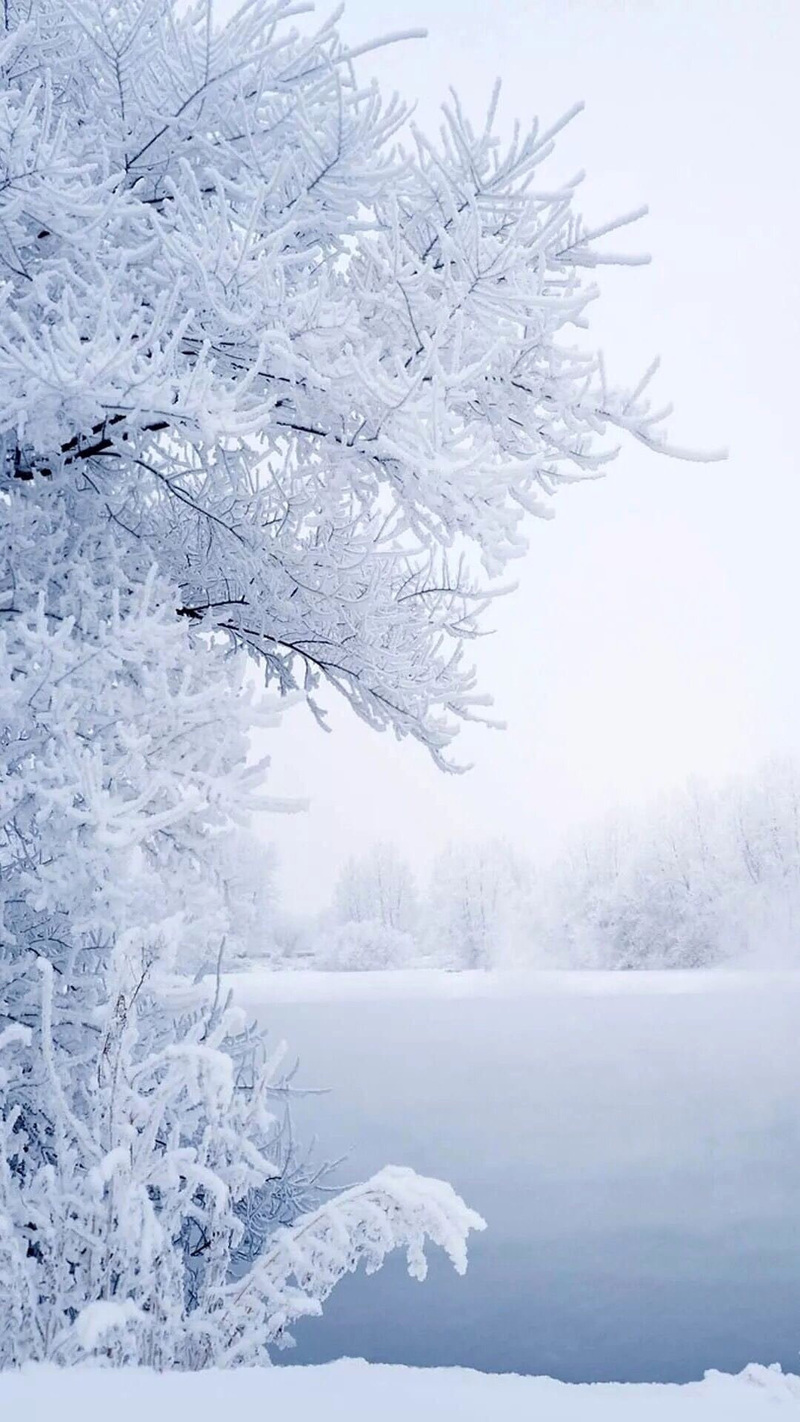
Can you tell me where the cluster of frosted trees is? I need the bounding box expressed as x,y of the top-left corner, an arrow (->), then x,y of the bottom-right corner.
290,840 -> 534,969
299,762 -> 800,970
544,760 -> 800,969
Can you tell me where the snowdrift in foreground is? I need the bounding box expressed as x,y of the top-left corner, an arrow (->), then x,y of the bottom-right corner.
3,1360 -> 799,1420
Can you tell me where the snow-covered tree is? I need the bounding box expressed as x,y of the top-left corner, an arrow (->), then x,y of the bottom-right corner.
0,0 -> 709,1367
426,840 -> 530,967
539,799 -> 725,969
0,0 -> 711,767
334,844 -> 419,935
214,830 -> 279,964
713,760 -> 800,965
538,762 -> 800,969
0,490 -> 484,1365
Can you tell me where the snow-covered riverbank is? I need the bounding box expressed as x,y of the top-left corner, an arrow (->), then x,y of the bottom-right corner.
225,965 -> 800,1002
5,1360 -> 799,1420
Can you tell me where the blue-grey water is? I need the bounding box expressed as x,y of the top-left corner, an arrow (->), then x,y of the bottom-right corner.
243,976 -> 800,1381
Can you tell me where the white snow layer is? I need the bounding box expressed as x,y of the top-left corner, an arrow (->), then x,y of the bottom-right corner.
3,1360 -> 799,1419
226,966 -> 800,1003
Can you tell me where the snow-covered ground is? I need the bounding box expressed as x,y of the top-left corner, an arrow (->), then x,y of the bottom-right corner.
4,1360 -> 800,1420
229,965 -> 800,1001
224,968 -> 800,1382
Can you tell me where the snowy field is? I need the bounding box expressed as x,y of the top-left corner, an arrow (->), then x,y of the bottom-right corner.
230,967 -> 800,1000
5,1360 -> 800,1420
226,968 -> 800,1383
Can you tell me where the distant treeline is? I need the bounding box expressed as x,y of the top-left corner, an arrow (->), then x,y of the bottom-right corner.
269,759 -> 800,970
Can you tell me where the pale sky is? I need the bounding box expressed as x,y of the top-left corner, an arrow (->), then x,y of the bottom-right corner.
246,0 -> 800,913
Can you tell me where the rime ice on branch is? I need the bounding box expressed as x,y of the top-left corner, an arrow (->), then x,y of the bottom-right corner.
0,490 -> 485,1366
0,0 -> 716,765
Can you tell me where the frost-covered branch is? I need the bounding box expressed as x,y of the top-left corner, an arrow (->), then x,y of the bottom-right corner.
0,0 -> 713,762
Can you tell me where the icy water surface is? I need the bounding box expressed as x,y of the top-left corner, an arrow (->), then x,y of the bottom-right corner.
239,972 -> 800,1382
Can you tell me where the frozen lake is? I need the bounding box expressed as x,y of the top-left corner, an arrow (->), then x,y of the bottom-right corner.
231,970 -> 800,1383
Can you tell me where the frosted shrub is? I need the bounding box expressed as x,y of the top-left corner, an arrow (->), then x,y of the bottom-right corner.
318,920 -> 417,971
0,491 -> 485,1365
